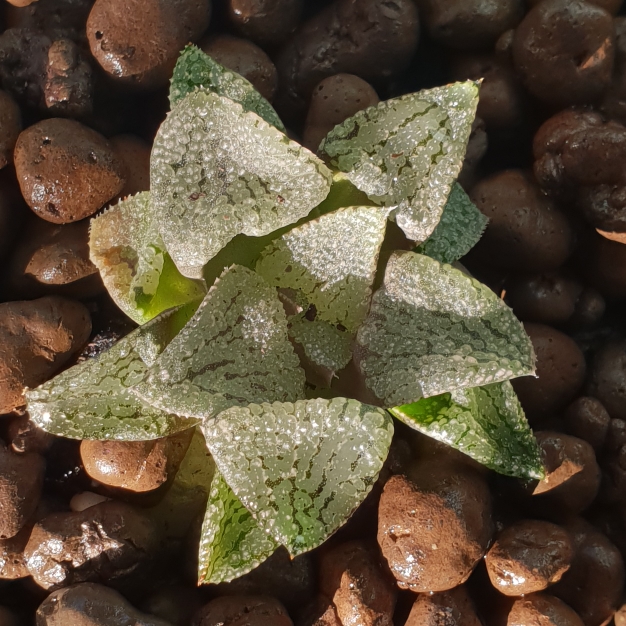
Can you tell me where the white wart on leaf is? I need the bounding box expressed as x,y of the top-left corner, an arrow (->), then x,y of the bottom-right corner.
320,81 -> 479,244
151,90 -> 332,279
203,397 -> 393,556
356,251 -> 535,407
132,265 -> 306,420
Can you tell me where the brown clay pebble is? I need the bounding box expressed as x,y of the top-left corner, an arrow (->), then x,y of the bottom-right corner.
450,53 -> 523,130
579,231 -> 626,298
80,430 -> 194,493
24,500 -> 159,589
512,323 -> 586,420
552,519 -> 624,626
201,35 -> 278,102
505,273 -> 583,325
616,602 -> 626,626
377,466 -> 492,592
318,541 -> 396,626
228,0 -> 302,48
37,583 -> 174,626
192,595 -> 293,626
274,0 -> 419,123
7,0 -> 38,6
6,411 -> 53,455
0,524 -> 32,579
532,432 -> 601,513
512,0 -> 615,107
109,134 -> 151,198
602,16 -> 626,124
419,0 -> 524,50
588,338 -> 626,420
0,445 -> 44,539
564,397 -> 610,451
507,593 -> 584,626
298,596 -> 341,626
302,74 -> 379,152
528,0 -> 624,15
87,0 -> 211,89
6,217 -> 102,299
469,170 -> 573,272
485,520 -> 574,596
405,585 -> 482,626
0,91 -> 21,169
0,296 -> 91,414
14,119 -> 125,224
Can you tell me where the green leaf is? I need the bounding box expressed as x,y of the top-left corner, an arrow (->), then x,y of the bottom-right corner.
151,90 -> 332,279
390,381 -> 544,480
26,303 -> 200,440
320,82 -> 479,243
169,44 -> 285,131
414,183 -> 488,264
198,469 -> 278,585
133,265 -> 306,419
90,192 -> 206,324
356,251 -> 535,407
256,206 -> 389,333
203,397 -> 393,556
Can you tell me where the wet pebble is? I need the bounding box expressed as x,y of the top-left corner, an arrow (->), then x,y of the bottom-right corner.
36,582 -> 174,625
485,520 -> 574,596
532,432 -> 601,513
564,397 -> 610,451
0,91 -> 21,169
0,296 -> 91,414
6,412 -> 54,455
507,593 -> 584,626
201,35 -> 278,102
80,431 -> 193,493
192,595 -> 293,626
318,541 -> 396,626
302,74 -> 379,153
87,0 -> 211,89
588,338 -> 626,420
0,524 -> 32,579
377,464 -> 492,592
405,585 -> 482,626
513,0 -> 615,106
24,500 -> 159,589
14,118 -> 125,223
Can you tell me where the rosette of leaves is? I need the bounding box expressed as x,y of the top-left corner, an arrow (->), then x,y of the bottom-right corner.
26,47 -> 543,586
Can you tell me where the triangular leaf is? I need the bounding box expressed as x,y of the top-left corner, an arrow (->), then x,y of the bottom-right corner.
151,90 -> 332,278
203,397 -> 393,556
133,265 -> 306,419
415,183 -> 488,264
390,381 -> 544,480
89,192 -> 206,324
356,251 -> 535,407
169,44 -> 285,131
256,206 -> 389,332
320,82 -> 479,243
198,469 -> 279,585
26,304 -> 200,440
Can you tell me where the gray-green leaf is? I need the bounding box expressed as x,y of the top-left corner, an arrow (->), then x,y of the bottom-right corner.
390,381 -> 544,480
169,44 -> 285,131
356,251 -> 535,407
89,192 -> 206,324
203,397 -> 393,556
198,469 -> 278,585
151,90 -> 332,278
26,304 -> 199,440
414,183 -> 488,264
133,265 -> 306,419
320,82 -> 479,243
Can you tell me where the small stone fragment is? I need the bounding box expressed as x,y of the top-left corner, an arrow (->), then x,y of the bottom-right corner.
485,520 -> 574,596
14,118 -> 125,223
377,467 -> 492,592
0,524 -> 32,579
0,296 -> 91,414
192,595 -> 293,626
201,35 -> 278,102
319,541 -> 396,626
80,430 -> 193,493
24,500 -> 160,590
36,583 -> 174,625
